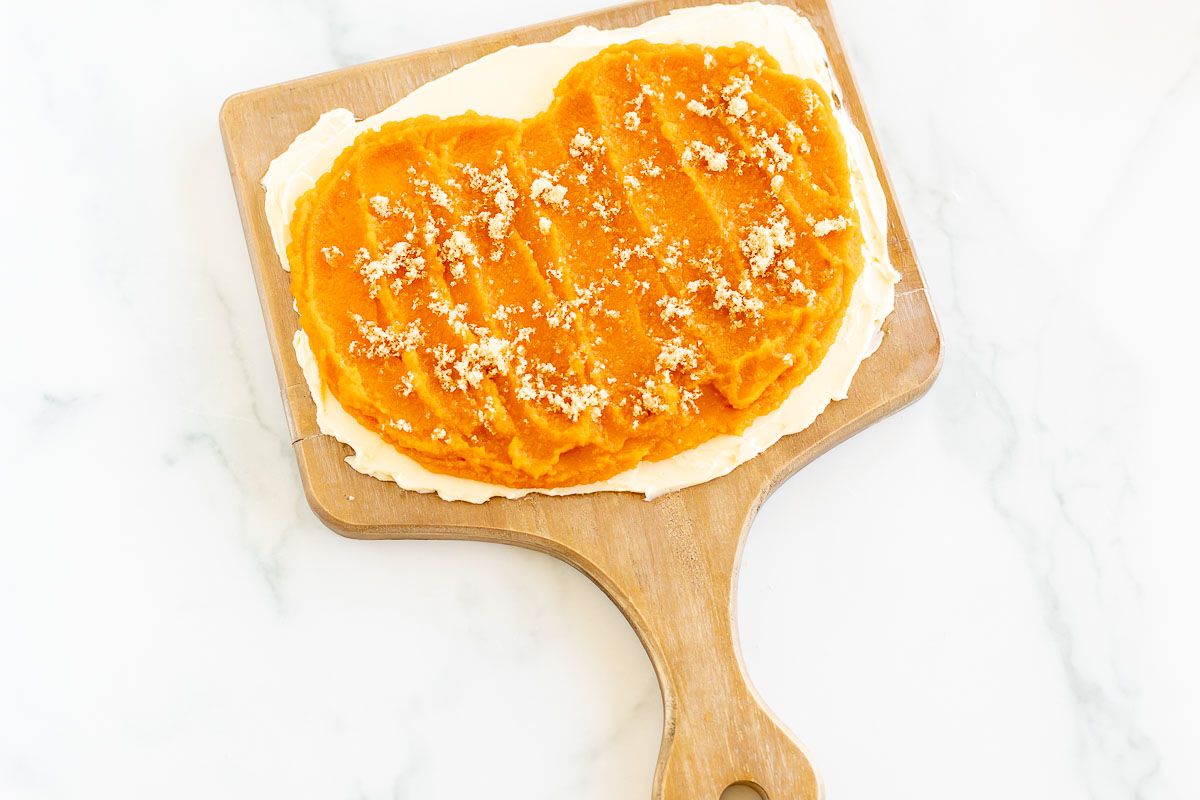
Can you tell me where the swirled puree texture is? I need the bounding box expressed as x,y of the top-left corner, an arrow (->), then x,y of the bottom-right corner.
265,3 -> 899,502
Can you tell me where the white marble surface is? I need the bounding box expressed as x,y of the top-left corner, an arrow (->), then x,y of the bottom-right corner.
2,1 -> 1198,798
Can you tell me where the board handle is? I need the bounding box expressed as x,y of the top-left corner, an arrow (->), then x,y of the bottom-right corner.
643,574 -> 821,800
566,493 -> 822,800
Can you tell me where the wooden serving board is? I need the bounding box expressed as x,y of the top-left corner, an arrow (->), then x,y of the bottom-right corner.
221,1 -> 941,797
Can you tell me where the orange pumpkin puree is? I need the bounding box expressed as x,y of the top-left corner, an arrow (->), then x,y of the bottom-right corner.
287,40 -> 863,489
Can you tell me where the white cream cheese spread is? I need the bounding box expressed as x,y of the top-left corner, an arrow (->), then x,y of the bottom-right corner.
263,2 -> 900,502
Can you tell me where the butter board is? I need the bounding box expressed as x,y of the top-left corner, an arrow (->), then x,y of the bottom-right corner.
220,2 -> 941,797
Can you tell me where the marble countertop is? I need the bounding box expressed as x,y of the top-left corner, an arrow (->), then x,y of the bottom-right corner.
2,1 -> 1198,798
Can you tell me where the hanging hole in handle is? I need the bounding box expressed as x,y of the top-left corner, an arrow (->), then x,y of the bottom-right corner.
720,782 -> 767,800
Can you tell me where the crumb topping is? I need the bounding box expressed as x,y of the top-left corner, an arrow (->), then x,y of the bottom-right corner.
463,162 -> 518,257
356,240 -> 427,297
809,215 -> 851,237
530,170 -> 569,211
740,209 -> 795,277
681,140 -> 729,172
439,230 -> 476,280
720,74 -> 752,120
569,128 -> 606,159
349,315 -> 424,359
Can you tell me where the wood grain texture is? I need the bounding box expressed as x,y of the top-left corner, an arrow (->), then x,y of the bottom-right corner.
220,1 -> 942,797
